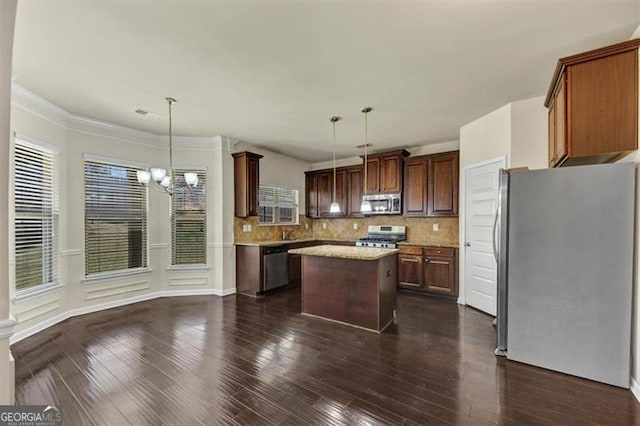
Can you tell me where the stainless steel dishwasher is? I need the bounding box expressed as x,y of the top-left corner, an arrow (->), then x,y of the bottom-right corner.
263,245 -> 289,291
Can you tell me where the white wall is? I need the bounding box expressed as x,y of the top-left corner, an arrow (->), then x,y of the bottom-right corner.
234,142 -> 311,214
8,85 -> 236,343
0,0 -> 17,406
510,96 -> 548,170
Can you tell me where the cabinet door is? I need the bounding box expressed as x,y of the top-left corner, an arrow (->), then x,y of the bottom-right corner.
428,152 -> 459,216
289,254 -> 301,285
568,49 -> 638,159
398,254 -> 423,289
381,154 -> 402,192
548,99 -> 557,166
403,157 -> 428,216
424,255 -> 456,296
333,169 -> 349,216
365,157 -> 381,193
554,76 -> 567,165
305,173 -> 318,218
247,157 -> 260,216
348,167 -> 363,216
317,172 -> 332,217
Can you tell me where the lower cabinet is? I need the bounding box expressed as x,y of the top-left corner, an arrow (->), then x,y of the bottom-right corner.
398,245 -> 458,298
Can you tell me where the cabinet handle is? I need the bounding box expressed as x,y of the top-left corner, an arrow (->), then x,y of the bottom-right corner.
424,259 -> 429,263
437,250 -> 441,254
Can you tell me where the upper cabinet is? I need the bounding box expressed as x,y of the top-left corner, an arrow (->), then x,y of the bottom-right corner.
363,149 -> 410,193
545,39 -> 639,167
305,169 -> 348,218
428,151 -> 459,216
404,150 -> 459,217
233,151 -> 263,218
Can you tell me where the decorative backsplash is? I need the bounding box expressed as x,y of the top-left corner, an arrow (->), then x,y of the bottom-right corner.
234,215 -> 314,243
235,215 -> 458,246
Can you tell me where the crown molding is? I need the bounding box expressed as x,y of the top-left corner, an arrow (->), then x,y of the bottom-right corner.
11,82 -> 233,151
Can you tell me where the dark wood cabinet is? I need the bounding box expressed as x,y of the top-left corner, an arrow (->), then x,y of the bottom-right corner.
398,254 -> 423,289
362,149 -> 410,194
397,245 -> 458,298
289,254 -> 302,286
545,39 -> 639,167
347,166 -> 363,217
316,171 -> 332,217
305,169 -> 348,218
403,151 -> 459,217
233,151 -> 263,218
403,156 -> 429,216
423,247 -> 457,297
365,156 -> 381,193
428,151 -> 459,216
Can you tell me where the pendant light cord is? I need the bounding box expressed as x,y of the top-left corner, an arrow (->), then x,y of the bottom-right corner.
168,98 -> 174,176
332,120 -> 337,203
363,110 -> 368,197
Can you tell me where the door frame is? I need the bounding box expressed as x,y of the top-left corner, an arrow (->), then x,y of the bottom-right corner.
458,155 -> 507,306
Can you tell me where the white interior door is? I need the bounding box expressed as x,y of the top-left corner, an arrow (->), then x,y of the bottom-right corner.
463,157 -> 505,316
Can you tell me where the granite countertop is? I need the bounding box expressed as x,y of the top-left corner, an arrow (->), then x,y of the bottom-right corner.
235,238 -> 318,247
235,238 -> 355,247
288,244 -> 398,261
397,241 -> 459,248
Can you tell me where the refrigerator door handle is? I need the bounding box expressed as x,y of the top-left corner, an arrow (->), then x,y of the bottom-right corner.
492,208 -> 499,263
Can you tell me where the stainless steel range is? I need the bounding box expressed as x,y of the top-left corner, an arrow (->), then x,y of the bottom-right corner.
355,225 -> 406,248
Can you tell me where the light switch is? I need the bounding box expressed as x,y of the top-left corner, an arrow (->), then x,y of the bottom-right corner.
432,223 -> 439,232
243,224 -> 252,232
304,223 -> 309,229
353,223 -> 358,230
322,222 -> 327,230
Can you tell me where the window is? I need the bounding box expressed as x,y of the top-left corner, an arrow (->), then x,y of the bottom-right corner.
258,184 -> 299,225
84,159 -> 147,276
14,138 -> 58,291
171,169 -> 206,265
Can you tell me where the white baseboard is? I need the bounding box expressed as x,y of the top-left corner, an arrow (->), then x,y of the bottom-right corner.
9,287 -> 236,344
631,376 -> 640,403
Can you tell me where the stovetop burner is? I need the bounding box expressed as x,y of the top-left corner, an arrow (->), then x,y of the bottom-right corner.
355,225 -> 406,249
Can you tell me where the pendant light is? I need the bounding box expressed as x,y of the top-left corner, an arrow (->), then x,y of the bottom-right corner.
329,116 -> 342,214
360,107 -> 373,213
137,97 -> 199,196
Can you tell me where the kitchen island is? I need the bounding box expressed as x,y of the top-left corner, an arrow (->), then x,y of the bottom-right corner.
288,245 -> 398,332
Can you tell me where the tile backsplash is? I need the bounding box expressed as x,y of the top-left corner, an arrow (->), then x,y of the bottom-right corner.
235,215 -> 458,246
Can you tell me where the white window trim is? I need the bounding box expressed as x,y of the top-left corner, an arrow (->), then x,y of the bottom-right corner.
166,264 -> 209,272
13,282 -> 64,304
13,135 -> 60,294
84,158 -> 150,276
171,167 -> 207,267
82,267 -> 152,284
259,183 -> 300,226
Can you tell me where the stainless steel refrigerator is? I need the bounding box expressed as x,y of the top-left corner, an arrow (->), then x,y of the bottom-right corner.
494,162 -> 635,388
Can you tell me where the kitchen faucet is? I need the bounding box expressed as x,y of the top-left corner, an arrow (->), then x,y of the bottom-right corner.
282,229 -> 294,240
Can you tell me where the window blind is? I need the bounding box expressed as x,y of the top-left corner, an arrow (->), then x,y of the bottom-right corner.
14,140 -> 58,290
171,169 -> 206,265
85,160 -> 147,275
259,184 -> 298,225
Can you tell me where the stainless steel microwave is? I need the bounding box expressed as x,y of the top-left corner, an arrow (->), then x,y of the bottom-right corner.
362,193 -> 401,214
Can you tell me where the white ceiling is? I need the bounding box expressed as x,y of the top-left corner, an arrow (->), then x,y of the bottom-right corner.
12,1 -> 639,162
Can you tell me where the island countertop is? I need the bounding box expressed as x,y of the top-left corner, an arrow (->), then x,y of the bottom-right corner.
288,244 -> 398,261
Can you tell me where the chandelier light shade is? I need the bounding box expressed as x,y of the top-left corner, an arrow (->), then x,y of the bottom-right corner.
360,107 -> 373,214
329,116 -> 342,214
137,97 -> 199,195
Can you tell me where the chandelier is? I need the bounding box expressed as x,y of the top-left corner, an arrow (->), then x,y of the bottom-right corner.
136,97 -> 198,195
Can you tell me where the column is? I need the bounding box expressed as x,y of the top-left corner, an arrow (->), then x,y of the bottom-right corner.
0,0 -> 18,405
210,135 -> 236,295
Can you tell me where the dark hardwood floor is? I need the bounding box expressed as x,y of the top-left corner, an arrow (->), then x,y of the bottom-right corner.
12,286 -> 640,425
